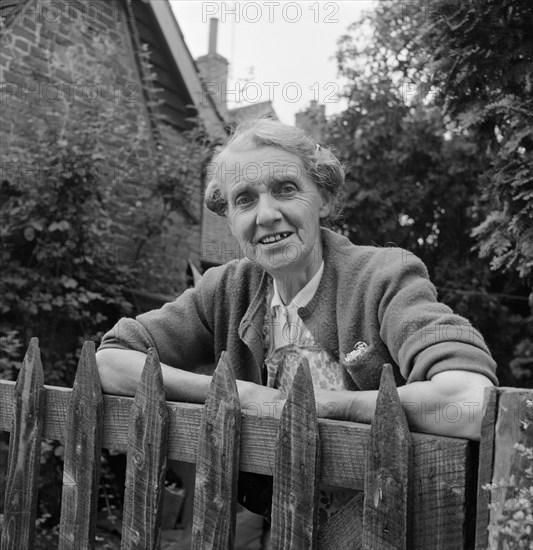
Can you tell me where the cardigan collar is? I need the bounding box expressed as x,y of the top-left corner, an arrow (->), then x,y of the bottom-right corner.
237,268 -> 269,379
297,228 -> 343,359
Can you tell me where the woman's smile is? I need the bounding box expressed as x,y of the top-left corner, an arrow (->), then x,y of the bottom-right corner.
256,231 -> 293,245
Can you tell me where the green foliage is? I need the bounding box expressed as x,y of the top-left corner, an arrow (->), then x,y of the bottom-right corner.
483,443 -> 533,548
331,0 -> 532,386
130,122 -> 211,292
0,107 -> 138,385
470,134 -> 533,281
334,0 -> 533,285
425,0 -> 533,286
0,330 -> 24,380
509,338 -> 533,388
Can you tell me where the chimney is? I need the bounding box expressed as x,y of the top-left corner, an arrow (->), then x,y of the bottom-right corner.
196,17 -> 229,117
295,100 -> 328,142
208,17 -> 217,55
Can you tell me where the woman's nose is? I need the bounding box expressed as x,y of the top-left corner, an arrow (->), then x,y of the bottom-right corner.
256,194 -> 282,226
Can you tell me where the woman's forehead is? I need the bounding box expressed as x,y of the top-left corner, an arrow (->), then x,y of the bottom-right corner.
221,146 -> 303,168
216,146 -> 306,184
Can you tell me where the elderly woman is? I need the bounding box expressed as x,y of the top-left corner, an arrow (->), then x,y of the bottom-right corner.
96,119 -> 497,522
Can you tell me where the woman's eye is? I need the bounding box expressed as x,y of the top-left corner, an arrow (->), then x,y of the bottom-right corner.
278,183 -> 297,195
235,194 -> 254,206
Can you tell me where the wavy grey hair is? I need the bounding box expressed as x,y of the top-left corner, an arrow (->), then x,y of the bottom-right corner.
204,118 -> 345,224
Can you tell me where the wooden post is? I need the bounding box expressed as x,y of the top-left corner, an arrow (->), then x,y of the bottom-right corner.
1,338 -> 45,550
271,360 -> 321,550
58,341 -> 104,550
363,364 -> 412,549
475,386 -> 498,549
191,352 -> 241,550
475,386 -> 533,549
121,349 -> 169,550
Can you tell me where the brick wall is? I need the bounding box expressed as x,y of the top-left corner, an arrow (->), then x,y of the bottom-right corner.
0,0 -> 202,294
147,122 -> 203,294
201,207 -> 242,266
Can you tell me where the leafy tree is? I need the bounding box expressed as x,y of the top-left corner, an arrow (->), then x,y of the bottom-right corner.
424,0 -> 533,288
330,0 -> 532,386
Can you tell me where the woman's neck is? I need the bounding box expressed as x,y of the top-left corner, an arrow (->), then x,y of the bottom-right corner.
272,250 -> 324,305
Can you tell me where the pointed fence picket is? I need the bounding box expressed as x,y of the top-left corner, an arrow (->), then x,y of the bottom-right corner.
271,360 -> 320,549
58,341 -> 103,550
1,339 -> 530,549
2,338 -> 45,550
121,348 -> 169,550
191,351 -> 241,549
363,364 -> 412,549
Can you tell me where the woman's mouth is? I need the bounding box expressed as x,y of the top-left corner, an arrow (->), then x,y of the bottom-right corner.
258,232 -> 292,245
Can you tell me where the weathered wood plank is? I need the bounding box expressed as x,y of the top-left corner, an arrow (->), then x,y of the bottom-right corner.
0,381 -> 476,549
410,436 -> 475,549
191,352 -> 241,550
271,361 -> 320,550
363,364 -> 412,549
1,338 -> 45,550
479,387 -> 533,549
0,381 -> 468,488
58,341 -> 104,550
317,493 -> 363,550
121,349 -> 169,550
475,386 -> 498,550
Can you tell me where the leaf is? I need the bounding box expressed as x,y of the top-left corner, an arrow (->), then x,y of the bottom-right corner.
61,277 -> 78,289
48,220 -> 71,232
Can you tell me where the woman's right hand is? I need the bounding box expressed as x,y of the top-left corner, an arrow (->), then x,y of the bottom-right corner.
236,380 -> 287,419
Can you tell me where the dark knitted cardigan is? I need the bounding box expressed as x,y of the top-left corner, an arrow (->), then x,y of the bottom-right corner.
99,228 -> 498,389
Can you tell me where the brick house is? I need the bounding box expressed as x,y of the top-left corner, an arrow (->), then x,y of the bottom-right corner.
0,0 -> 226,303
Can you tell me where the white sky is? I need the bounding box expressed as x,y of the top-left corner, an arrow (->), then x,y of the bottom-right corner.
170,1 -> 375,124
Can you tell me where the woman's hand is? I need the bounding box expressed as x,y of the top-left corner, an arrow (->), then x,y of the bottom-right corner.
235,383 -> 354,421
312,372 -> 495,441
236,380 -> 287,419
314,389 -> 358,420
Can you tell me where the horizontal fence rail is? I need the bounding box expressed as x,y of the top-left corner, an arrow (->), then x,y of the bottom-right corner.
0,338 -> 491,549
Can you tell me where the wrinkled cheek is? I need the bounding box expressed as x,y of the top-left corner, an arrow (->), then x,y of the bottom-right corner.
228,212 -> 255,249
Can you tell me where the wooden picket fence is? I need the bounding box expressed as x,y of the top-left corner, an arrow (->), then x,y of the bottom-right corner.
0,338 -> 531,549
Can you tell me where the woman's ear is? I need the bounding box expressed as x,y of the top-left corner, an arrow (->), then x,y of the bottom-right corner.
319,195 -> 332,219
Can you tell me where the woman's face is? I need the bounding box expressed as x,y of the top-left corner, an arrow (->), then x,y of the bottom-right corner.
222,146 -> 331,279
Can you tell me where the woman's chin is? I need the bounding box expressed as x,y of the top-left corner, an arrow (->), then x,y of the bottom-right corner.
262,260 -> 297,276
247,241 -> 320,277
258,255 -> 307,279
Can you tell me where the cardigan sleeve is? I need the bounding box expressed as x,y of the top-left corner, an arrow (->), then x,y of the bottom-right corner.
374,249 -> 498,385
98,266 -> 222,370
